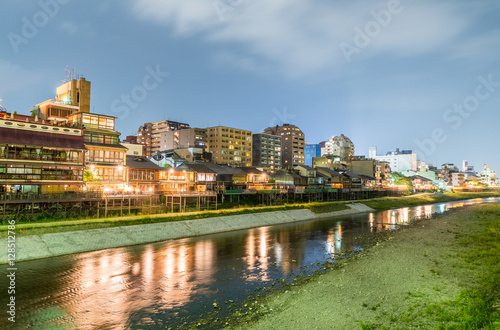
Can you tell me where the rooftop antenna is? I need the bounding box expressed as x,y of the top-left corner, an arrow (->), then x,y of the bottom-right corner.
63,66 -> 81,83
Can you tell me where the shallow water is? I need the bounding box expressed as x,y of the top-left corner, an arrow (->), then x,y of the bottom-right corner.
0,198 -> 497,328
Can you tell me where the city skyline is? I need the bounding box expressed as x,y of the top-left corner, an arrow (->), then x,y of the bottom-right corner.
1,0 -> 499,171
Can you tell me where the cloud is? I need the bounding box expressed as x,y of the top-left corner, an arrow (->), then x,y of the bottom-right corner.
60,21 -> 96,38
130,0 -> 493,78
0,60 -> 44,97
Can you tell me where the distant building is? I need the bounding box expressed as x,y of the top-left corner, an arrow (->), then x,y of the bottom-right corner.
480,164 -> 497,186
123,135 -> 139,144
121,142 -> 144,156
159,127 -> 207,151
323,134 -> 354,160
370,147 -> 417,173
206,126 -> 252,166
304,143 -> 321,166
349,158 -> 391,186
252,133 -> 282,171
462,160 -> 476,177
137,120 -> 190,157
263,124 -> 305,169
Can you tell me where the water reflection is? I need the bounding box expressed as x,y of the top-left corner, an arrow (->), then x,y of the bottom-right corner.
1,197 -> 498,329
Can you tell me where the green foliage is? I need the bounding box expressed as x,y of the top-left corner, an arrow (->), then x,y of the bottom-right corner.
391,172 -> 413,192
83,168 -> 102,182
363,192 -> 500,210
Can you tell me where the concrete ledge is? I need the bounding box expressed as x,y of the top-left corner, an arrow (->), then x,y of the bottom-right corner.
0,204 -> 373,264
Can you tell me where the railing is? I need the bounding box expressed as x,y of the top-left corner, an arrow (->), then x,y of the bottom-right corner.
163,191 -> 217,196
0,192 -> 103,201
0,154 -> 82,164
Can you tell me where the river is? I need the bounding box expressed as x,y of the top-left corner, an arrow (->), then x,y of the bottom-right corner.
1,198 -> 498,329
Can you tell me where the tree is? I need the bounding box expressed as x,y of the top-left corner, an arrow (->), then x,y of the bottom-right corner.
390,172 -> 413,193
84,168 -> 102,182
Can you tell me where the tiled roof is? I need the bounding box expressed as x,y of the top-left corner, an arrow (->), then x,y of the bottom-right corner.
126,155 -> 163,170
0,127 -> 85,150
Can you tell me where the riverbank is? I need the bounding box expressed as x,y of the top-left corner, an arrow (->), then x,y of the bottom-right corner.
230,203 -> 500,329
0,203 -> 371,264
1,192 -> 497,264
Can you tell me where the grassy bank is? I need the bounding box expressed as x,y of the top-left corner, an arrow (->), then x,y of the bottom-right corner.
363,191 -> 499,210
0,201 -> 349,239
228,203 -> 500,329
2,191 -> 497,239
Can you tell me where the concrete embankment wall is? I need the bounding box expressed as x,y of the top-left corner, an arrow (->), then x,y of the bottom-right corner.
0,204 -> 373,264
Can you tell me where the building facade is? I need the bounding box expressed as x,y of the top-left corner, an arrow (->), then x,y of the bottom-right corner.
206,126 -> 252,166
252,133 -> 282,171
304,143 -> 321,166
370,147 -> 417,172
263,124 -> 305,169
159,127 -> 207,151
0,117 -> 86,194
323,134 -> 354,160
137,120 -> 190,157
68,112 -> 127,191
480,164 -> 497,186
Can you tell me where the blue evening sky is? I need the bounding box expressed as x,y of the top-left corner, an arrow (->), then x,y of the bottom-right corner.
1,0 -> 499,172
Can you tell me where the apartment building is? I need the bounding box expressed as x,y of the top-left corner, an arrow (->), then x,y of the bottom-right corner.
263,124 -> 305,169
137,120 -> 190,157
206,126 -> 252,166
252,133 -> 282,171
159,127 -> 207,150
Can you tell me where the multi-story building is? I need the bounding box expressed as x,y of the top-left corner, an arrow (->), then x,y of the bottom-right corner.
263,124 -> 305,169
32,77 -> 91,121
480,164 -> 497,186
0,117 -> 86,194
462,160 -> 476,178
304,143 -> 321,166
159,127 -> 207,151
350,157 -> 391,186
68,112 -> 127,192
370,147 -> 417,173
206,126 -> 252,166
137,120 -> 190,157
252,133 -> 282,171
323,134 -> 355,160
449,171 -> 466,187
